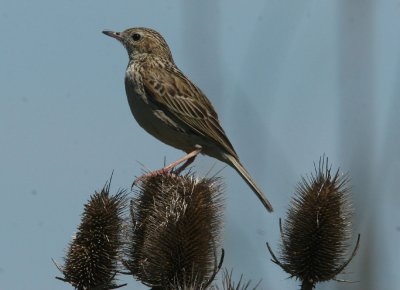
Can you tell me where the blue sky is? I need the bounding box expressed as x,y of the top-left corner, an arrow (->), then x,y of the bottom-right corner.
1,1 -> 399,289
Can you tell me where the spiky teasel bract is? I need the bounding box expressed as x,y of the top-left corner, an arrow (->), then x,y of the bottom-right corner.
267,157 -> 360,290
124,172 -> 224,289
55,177 -> 128,290
218,269 -> 259,290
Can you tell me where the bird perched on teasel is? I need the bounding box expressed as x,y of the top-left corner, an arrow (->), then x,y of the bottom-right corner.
102,27 -> 273,212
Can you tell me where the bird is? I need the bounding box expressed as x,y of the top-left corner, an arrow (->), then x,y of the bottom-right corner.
102,27 -> 273,212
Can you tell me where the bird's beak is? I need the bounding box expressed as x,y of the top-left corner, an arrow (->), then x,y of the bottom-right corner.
102,30 -> 123,42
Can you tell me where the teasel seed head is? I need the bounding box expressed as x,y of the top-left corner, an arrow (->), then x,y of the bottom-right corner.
124,172 -> 224,289
267,157 -> 360,289
55,176 -> 127,290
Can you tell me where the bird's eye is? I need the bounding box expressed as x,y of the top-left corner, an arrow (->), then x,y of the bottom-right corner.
132,33 -> 141,41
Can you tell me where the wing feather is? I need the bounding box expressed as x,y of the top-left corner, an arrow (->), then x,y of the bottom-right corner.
140,62 -> 237,157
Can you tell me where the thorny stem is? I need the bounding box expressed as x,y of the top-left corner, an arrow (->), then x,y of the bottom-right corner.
301,279 -> 315,290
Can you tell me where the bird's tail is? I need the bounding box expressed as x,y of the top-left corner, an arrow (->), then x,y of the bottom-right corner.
225,154 -> 273,212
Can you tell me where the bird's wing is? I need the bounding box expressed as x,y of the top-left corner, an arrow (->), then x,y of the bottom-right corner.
141,62 -> 238,157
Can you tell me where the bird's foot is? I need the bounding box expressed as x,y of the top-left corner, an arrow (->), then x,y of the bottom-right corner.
131,148 -> 202,190
131,167 -> 176,189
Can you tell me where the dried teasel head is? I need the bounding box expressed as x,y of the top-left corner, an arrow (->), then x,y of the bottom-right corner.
267,157 -> 360,289
124,173 -> 224,289
54,176 -> 127,290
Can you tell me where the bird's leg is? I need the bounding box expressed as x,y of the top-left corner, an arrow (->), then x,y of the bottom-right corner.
173,153 -> 198,175
132,148 -> 202,188
162,147 -> 201,173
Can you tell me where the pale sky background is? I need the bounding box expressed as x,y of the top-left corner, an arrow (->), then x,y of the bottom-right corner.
1,0 -> 399,289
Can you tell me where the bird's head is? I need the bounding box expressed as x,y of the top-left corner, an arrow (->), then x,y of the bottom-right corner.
102,27 -> 173,62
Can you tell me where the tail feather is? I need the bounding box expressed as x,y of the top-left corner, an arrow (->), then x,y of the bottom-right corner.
225,154 -> 273,212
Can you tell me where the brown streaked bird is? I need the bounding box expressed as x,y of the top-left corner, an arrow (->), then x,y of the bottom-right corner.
102,27 -> 273,212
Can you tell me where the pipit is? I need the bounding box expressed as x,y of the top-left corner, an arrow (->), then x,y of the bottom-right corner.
103,27 -> 273,212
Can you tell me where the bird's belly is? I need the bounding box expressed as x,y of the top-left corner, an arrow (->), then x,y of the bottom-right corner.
127,91 -> 203,153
